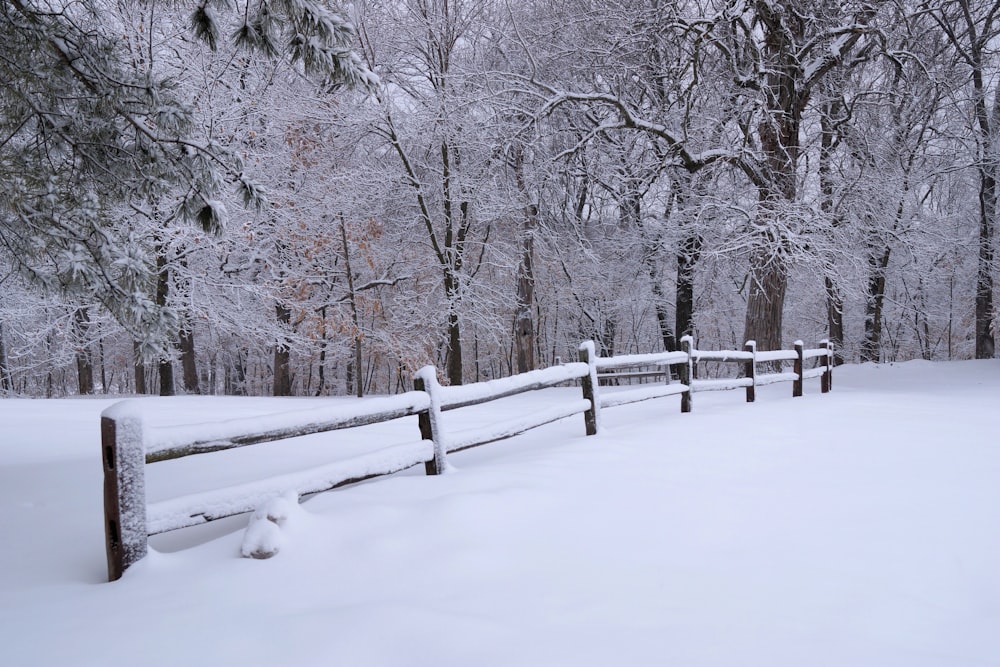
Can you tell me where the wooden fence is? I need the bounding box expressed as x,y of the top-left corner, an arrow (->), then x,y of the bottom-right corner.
102,338 -> 832,581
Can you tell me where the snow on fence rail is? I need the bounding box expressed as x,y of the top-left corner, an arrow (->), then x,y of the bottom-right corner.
101,338 -> 832,581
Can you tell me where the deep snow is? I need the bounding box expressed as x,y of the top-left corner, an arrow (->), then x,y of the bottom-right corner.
1,361 -> 998,666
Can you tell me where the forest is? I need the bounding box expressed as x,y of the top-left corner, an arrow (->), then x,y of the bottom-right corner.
1,0 -> 998,398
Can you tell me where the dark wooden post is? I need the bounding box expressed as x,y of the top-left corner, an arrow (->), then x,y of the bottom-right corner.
578,341 -> 599,435
820,339 -> 832,393
744,340 -> 756,403
413,374 -> 436,475
414,366 -> 447,474
793,340 -> 804,397
679,336 -> 693,413
101,402 -> 147,581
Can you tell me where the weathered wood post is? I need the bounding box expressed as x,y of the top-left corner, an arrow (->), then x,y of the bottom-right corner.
820,339 -> 832,393
679,336 -> 693,413
101,401 -> 147,582
744,340 -> 757,403
578,341 -> 600,435
414,366 -> 447,475
793,340 -> 804,397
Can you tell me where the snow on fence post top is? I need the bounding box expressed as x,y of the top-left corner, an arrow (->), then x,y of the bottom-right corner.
100,400 -> 148,582
578,341 -> 600,435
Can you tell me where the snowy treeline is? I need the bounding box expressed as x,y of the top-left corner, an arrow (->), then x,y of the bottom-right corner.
1,0 -> 997,397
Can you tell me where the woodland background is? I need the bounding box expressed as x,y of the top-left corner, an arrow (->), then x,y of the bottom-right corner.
2,0 -> 998,398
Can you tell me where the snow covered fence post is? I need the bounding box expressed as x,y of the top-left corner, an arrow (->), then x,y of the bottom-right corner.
744,341 -> 757,403
793,340 -> 804,397
414,366 -> 448,475
578,341 -> 600,435
820,339 -> 832,393
101,401 -> 147,582
679,336 -> 693,413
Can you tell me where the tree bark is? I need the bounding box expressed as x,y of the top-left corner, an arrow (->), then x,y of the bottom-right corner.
819,99 -> 845,364
155,250 -> 174,396
861,246 -> 891,363
179,325 -> 200,394
73,307 -> 95,395
974,85 -> 998,358
676,233 -> 701,344
273,302 -> 292,396
744,254 -> 787,353
511,145 -> 538,374
133,341 -> 147,395
0,321 -> 13,393
339,218 -> 365,397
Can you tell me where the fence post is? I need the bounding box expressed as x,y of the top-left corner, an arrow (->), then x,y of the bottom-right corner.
578,341 -> 600,435
744,340 -> 756,402
793,340 -> 804,397
414,366 -> 448,475
820,339 -> 832,393
101,402 -> 147,582
679,335 -> 693,413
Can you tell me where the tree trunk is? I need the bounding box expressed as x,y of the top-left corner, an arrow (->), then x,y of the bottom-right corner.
824,277 -> 846,365
133,341 -> 147,395
158,359 -> 175,396
632,189 -> 677,353
513,207 -> 538,373
0,321 -> 12,393
73,307 -> 95,395
179,325 -> 200,394
511,143 -> 538,373
675,234 -> 701,343
444,271 -> 463,385
744,254 -> 787,353
230,348 -> 248,396
861,246 -> 891,363
155,248 -> 174,396
273,302 -> 292,396
339,218 -> 365,397
975,118 -> 997,359
315,306 -> 328,397
819,99 -> 846,364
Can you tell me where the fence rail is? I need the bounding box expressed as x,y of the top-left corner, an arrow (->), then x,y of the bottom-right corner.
101,337 -> 833,581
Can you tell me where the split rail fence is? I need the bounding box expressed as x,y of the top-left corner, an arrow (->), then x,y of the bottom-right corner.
102,336 -> 833,581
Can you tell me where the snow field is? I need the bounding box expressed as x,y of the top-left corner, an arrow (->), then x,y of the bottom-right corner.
0,361 -> 998,666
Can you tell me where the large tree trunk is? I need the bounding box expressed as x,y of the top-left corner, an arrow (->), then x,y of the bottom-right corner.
975,170 -> 995,358
73,307 -> 94,395
133,341 -> 147,394
819,99 -> 845,364
861,246 -> 891,363
273,302 -> 293,396
744,254 -> 787,353
742,5 -> 801,352
179,325 -> 200,394
675,234 -> 701,344
513,235 -> 537,373
339,218 -> 365,397
975,89 -> 997,358
155,251 -> 174,396
631,188 -> 677,353
512,158 -> 538,374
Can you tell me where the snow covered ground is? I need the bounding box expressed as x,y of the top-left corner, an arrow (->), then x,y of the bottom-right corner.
1,361 -> 998,666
